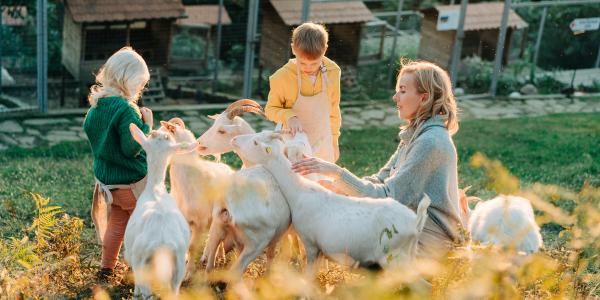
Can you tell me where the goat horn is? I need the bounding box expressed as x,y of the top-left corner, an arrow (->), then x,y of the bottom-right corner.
467,196 -> 482,203
227,106 -> 268,120
268,133 -> 285,143
273,129 -> 293,135
168,117 -> 185,130
224,99 -> 263,113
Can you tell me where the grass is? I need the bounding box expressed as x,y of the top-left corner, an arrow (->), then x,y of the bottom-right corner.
1,112 -> 599,298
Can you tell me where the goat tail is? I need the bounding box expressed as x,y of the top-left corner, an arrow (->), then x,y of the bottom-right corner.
415,194 -> 431,234
152,246 -> 174,291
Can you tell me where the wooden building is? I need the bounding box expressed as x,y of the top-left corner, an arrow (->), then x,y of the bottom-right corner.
171,5 -> 232,71
259,0 -> 375,72
418,3 -> 528,70
61,0 -> 185,84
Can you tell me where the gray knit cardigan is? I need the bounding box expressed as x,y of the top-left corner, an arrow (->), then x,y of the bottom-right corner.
333,115 -> 463,239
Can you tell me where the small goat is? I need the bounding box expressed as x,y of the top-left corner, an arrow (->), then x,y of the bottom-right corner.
124,124 -> 195,298
196,103 -> 294,276
231,132 -> 431,290
158,116 -> 236,281
460,188 -> 543,254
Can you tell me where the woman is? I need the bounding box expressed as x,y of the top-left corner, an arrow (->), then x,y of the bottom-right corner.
292,61 -> 462,263
84,47 -> 152,280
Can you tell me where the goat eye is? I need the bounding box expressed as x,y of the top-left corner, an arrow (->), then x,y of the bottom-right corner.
218,130 -> 226,134
254,141 -> 257,145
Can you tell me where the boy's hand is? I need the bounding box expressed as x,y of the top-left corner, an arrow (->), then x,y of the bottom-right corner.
287,117 -> 302,137
334,146 -> 339,162
141,107 -> 153,126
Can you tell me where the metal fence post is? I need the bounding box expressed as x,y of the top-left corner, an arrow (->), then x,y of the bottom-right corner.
302,0 -> 311,23
386,0 -> 405,90
242,0 -> 259,99
37,0 -> 48,113
595,41 -> 600,68
0,7 -> 3,93
532,6 -> 547,76
449,0 -> 469,88
213,0 -> 224,93
490,0 -> 511,98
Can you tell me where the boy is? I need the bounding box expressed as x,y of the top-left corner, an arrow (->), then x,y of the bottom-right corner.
265,22 -> 341,162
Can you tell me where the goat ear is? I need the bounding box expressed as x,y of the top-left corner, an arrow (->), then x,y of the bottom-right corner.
160,121 -> 177,135
275,121 -> 283,131
208,114 -> 220,120
311,136 -> 324,154
172,141 -> 199,154
129,123 -> 147,145
458,188 -> 469,214
283,146 -> 289,159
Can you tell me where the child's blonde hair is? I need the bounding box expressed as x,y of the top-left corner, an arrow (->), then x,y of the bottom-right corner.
292,22 -> 328,60
88,47 -> 150,112
397,60 -> 459,135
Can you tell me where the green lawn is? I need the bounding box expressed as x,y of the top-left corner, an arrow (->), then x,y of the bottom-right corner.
1,112 -> 599,298
1,112 -> 598,239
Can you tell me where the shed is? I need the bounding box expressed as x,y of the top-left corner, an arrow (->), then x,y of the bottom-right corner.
61,0 -> 185,84
2,6 -> 28,26
418,3 -> 528,70
171,5 -> 232,70
259,0 -> 375,72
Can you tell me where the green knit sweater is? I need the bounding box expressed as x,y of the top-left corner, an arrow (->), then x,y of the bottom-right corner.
84,97 -> 151,185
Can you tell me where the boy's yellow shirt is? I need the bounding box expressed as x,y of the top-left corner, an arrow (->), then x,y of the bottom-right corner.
265,56 -> 342,147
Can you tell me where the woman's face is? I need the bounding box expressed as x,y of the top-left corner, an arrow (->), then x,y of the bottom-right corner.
393,73 -> 428,120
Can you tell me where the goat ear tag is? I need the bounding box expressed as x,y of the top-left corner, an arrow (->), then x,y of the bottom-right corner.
181,141 -> 189,149
267,146 -> 271,153
318,139 -> 322,147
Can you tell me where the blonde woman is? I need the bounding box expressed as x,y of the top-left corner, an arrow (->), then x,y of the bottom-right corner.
83,47 -> 152,280
292,61 -> 462,263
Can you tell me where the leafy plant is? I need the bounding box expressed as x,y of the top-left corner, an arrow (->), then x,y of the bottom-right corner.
29,193 -> 62,255
379,224 -> 399,268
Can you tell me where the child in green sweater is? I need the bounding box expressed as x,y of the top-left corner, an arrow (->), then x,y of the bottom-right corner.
83,47 -> 152,279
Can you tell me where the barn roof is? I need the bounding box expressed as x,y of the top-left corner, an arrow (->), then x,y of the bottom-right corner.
176,5 -> 232,27
2,6 -> 28,26
270,0 -> 375,26
423,3 -> 528,31
66,0 -> 185,23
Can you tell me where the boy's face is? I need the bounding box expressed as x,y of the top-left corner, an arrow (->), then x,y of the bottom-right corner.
292,46 -> 327,76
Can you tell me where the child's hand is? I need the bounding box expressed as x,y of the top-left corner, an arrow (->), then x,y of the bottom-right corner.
287,117 -> 302,137
334,146 -> 339,162
141,107 -> 153,125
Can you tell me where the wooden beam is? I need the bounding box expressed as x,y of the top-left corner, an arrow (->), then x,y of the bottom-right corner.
511,0 -> 600,7
126,23 -> 130,46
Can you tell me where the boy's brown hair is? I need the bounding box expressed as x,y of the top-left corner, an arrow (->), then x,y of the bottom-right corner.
292,22 -> 328,60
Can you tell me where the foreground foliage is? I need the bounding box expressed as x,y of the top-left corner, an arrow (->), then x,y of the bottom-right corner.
0,112 -> 599,298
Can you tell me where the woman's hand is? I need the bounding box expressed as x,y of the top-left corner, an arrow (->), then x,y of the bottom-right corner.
292,154 -> 344,181
140,107 -> 153,126
287,117 -> 302,137
318,180 -> 348,196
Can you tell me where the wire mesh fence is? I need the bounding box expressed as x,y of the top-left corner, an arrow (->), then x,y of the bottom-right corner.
1,0 -> 600,114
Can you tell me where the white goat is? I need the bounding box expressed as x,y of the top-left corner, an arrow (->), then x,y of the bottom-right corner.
460,187 -> 543,254
196,103 -> 295,276
158,117 -> 236,281
124,124 -> 195,298
197,100 -> 266,168
231,132 -> 431,289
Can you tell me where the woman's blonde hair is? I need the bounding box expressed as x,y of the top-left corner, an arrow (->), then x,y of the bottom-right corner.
88,47 -> 150,113
397,60 -> 459,135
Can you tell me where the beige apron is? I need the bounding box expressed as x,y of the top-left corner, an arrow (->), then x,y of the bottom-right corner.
91,176 -> 147,244
290,62 -> 335,163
